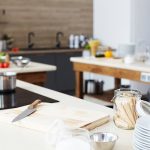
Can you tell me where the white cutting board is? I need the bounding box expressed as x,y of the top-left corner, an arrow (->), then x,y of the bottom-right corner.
0,103 -> 109,132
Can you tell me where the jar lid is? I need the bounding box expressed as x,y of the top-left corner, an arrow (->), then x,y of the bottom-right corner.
115,88 -> 142,97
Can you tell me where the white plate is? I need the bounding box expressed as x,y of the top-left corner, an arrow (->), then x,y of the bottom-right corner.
135,127 -> 150,133
136,116 -> 150,130
134,140 -> 150,150
134,133 -> 150,143
134,137 -> 150,148
134,129 -> 150,138
134,143 -> 150,150
135,128 -> 150,136
135,125 -> 150,132
133,145 -> 142,150
136,124 -> 150,132
134,131 -> 150,140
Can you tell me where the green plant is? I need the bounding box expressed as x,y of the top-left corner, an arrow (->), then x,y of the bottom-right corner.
84,44 -> 91,50
0,52 -> 6,62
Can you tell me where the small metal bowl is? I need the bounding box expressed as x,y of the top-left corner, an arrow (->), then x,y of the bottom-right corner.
90,132 -> 118,150
11,56 -> 30,67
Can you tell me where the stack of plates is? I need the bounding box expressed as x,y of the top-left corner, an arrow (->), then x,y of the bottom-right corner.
133,116 -> 150,150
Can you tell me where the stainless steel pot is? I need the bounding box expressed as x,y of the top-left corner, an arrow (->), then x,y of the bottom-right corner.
0,72 -> 16,92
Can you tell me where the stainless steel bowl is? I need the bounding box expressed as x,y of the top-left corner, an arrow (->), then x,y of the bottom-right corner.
0,72 -> 16,92
90,132 -> 118,150
11,56 -> 30,67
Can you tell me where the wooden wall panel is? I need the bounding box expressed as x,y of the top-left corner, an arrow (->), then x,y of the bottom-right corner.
0,0 -> 93,48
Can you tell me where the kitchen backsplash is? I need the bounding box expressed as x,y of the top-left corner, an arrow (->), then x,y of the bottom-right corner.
0,0 -> 93,48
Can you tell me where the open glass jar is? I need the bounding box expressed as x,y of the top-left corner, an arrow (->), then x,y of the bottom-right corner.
112,89 -> 142,130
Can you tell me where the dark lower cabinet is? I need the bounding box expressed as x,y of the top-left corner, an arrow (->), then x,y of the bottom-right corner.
24,54 -> 56,90
55,52 -> 81,93
18,52 -> 82,95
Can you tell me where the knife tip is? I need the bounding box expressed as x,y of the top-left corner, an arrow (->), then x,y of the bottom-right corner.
12,118 -> 18,123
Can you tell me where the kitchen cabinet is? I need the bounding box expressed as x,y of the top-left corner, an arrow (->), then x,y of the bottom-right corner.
55,52 -> 81,93
24,54 -> 56,90
16,51 -> 82,94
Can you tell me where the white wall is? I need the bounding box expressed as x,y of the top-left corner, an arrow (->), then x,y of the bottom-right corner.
93,0 -> 131,90
130,0 -> 150,93
132,0 -> 150,44
94,0 -> 131,48
93,0 -> 150,93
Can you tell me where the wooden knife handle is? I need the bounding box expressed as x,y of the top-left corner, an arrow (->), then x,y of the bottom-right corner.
28,99 -> 41,109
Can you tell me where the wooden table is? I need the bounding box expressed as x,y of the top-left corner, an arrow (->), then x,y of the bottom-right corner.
70,57 -> 150,98
17,72 -> 47,86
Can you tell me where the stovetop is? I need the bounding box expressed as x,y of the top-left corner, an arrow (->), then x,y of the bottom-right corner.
0,88 -> 59,110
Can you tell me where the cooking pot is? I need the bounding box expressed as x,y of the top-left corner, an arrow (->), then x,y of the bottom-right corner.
0,72 -> 16,92
0,91 -> 16,109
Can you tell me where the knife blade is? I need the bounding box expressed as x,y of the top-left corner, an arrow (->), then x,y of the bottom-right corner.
12,99 -> 41,122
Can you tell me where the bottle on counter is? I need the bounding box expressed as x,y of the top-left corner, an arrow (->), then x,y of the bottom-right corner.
74,35 -> 79,49
79,35 -> 85,48
69,34 -> 74,49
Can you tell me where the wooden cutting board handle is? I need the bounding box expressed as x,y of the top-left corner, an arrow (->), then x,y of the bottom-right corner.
82,116 -> 110,131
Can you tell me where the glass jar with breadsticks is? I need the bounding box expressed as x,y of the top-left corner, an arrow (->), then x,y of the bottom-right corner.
112,89 -> 142,130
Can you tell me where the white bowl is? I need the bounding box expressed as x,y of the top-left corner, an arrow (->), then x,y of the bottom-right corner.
11,56 -> 30,67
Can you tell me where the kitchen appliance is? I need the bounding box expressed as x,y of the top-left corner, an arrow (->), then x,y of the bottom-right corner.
85,80 -> 96,94
85,80 -> 104,94
12,99 -> 41,122
0,72 -> 16,92
0,87 -> 59,110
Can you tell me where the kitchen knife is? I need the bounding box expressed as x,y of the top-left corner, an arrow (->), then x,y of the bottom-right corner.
12,99 -> 41,122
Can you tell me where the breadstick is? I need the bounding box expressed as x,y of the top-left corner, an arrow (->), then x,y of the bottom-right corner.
116,102 -> 133,127
129,98 -> 136,123
123,102 -> 135,127
113,115 -> 129,129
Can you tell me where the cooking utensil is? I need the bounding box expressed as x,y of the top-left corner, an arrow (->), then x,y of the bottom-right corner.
90,132 -> 118,150
12,99 -> 41,122
11,56 -> 30,67
0,72 -> 16,92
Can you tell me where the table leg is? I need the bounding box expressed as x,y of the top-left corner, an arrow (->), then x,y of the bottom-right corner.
75,71 -> 83,99
115,78 -> 121,89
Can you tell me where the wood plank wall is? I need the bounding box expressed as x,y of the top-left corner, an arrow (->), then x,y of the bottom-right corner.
0,0 -> 93,48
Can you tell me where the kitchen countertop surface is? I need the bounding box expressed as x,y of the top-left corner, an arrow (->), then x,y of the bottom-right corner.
0,80 -> 133,150
0,61 -> 56,73
7,48 -> 83,55
70,57 -> 150,73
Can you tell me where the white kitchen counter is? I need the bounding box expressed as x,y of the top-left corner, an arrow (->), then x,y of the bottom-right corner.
0,61 -> 56,73
0,80 -> 133,150
70,57 -> 150,73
